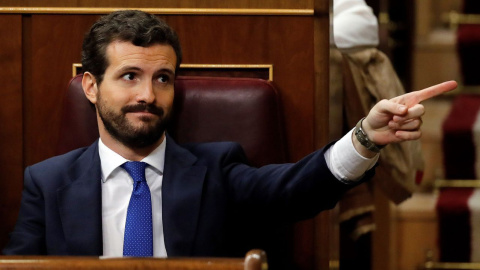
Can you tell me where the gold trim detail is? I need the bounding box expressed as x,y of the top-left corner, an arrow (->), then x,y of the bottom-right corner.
0,7 -> 313,16
72,63 -> 82,78
435,180 -> 480,189
72,63 -> 274,81
423,261 -> 480,269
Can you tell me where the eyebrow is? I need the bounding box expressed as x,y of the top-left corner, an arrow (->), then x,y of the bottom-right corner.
154,68 -> 175,78
115,66 -> 142,75
116,66 -> 175,77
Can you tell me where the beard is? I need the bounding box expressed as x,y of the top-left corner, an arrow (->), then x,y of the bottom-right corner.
96,91 -> 171,149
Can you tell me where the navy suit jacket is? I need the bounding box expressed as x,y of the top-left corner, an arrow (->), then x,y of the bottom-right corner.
3,135 -> 372,259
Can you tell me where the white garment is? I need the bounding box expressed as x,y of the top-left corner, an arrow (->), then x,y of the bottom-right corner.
98,130 -> 375,257
99,138 -> 167,258
333,0 -> 379,49
326,128 -> 378,182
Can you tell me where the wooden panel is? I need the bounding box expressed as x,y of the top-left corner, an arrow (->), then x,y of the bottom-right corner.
313,15 -> 330,149
313,11 -> 333,270
25,14 -> 316,165
395,193 -> 438,270
24,15 -> 100,166
0,0 -> 315,10
0,14 -> 23,250
314,0 -> 330,15
169,15 -> 316,161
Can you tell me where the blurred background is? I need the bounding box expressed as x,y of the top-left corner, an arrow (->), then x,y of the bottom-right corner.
362,1 -> 480,270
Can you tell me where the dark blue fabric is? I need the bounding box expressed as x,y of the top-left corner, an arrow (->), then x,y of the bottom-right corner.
3,135 -> 373,265
121,161 -> 153,257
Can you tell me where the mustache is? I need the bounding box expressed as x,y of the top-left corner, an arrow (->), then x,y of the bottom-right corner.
121,103 -> 164,116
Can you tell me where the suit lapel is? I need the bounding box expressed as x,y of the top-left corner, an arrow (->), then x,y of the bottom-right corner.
57,141 -> 103,255
55,137 -> 206,256
162,135 -> 206,256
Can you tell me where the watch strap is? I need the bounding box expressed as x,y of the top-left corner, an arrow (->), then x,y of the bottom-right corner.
354,117 -> 385,153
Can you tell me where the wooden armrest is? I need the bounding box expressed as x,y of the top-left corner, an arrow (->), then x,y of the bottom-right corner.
0,249 -> 268,270
423,261 -> 480,270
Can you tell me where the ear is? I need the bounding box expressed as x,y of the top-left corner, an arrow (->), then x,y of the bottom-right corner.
82,72 -> 98,104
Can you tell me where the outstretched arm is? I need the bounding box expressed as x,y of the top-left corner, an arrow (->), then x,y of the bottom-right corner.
354,80 -> 458,158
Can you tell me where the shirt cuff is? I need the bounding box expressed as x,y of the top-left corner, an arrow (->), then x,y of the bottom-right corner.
325,128 -> 379,183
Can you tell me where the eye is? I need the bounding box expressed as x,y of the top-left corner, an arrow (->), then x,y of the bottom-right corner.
157,74 -> 170,83
122,73 -> 136,81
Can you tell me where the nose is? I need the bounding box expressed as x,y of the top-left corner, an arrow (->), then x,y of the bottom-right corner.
136,80 -> 156,104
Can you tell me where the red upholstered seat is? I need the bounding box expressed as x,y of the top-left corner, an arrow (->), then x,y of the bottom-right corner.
57,74 -> 287,168
56,74 -> 292,267
441,94 -> 480,179
438,94 -> 480,262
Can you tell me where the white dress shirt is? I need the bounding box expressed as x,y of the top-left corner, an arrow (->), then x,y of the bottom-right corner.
98,130 -> 376,257
325,129 -> 379,183
99,138 -> 167,257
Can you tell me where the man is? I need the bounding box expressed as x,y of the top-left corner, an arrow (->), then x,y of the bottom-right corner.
3,9 -> 456,263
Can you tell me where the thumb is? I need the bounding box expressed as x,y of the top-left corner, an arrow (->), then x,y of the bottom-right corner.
376,99 -> 408,115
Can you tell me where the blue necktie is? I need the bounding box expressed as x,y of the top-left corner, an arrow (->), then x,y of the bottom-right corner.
121,161 -> 153,257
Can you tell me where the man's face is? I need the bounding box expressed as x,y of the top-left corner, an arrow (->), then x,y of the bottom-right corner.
94,41 -> 176,149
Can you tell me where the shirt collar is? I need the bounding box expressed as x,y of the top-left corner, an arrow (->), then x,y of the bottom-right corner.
98,137 -> 166,183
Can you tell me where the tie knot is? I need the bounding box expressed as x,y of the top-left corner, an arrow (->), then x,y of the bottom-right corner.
121,161 -> 147,182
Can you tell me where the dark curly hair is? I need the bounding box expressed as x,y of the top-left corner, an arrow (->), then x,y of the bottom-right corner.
81,10 -> 182,85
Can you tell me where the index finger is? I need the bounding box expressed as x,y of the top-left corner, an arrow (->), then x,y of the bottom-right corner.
414,80 -> 458,103
393,80 -> 458,107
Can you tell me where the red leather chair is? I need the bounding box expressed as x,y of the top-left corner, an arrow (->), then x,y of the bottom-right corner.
57,74 -> 286,167
57,74 -> 291,268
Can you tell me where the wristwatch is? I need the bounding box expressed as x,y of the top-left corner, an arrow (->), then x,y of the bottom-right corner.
354,117 -> 385,153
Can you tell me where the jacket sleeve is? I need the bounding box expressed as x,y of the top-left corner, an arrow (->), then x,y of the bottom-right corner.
222,142 -> 375,222
3,166 -> 47,255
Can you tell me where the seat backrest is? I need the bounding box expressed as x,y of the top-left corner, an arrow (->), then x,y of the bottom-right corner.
57,74 -> 286,168
57,74 -> 289,267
